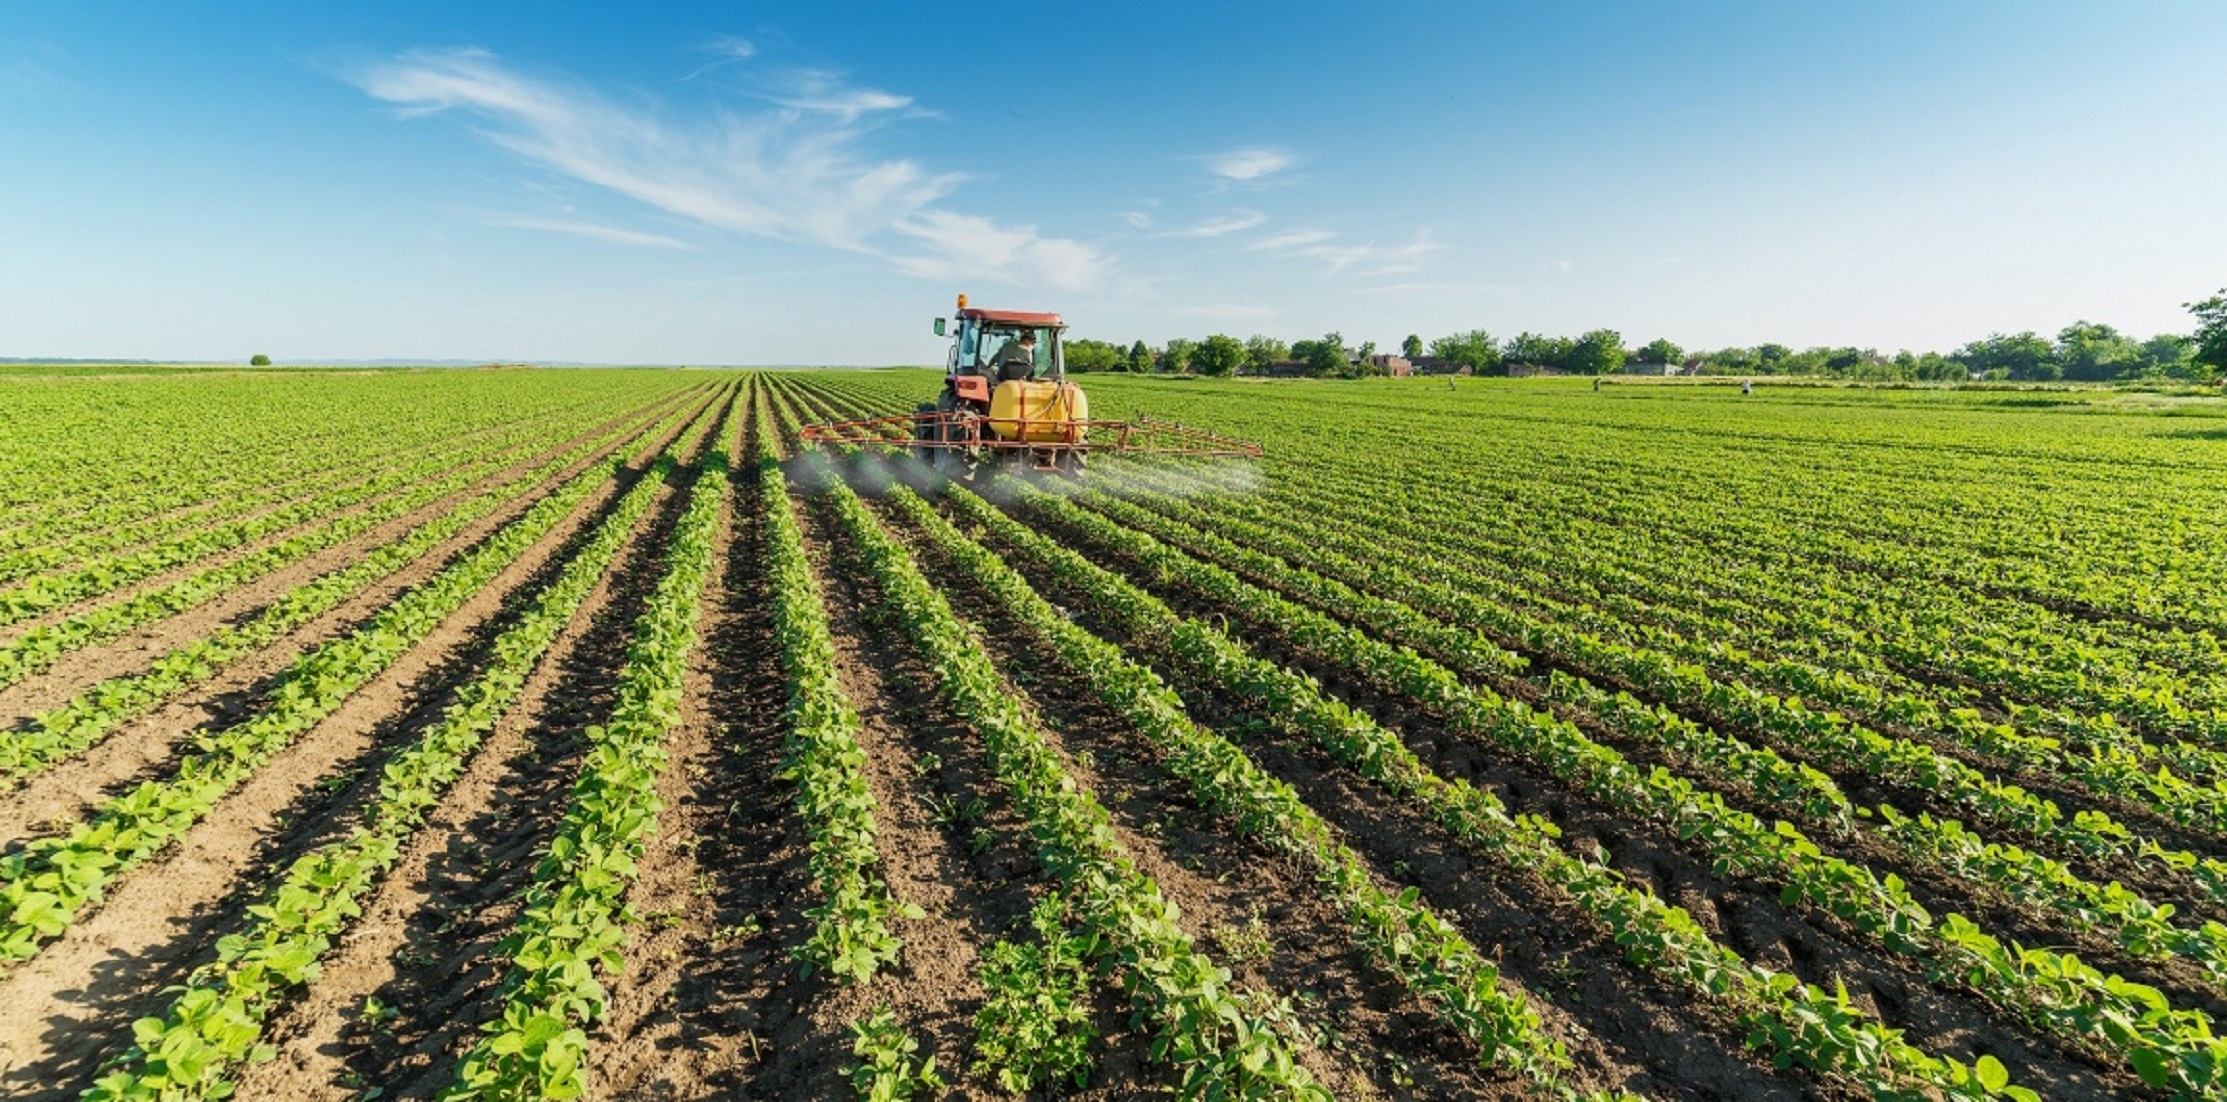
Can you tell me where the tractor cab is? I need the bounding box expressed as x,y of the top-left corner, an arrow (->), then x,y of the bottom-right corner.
939,298 -> 1067,387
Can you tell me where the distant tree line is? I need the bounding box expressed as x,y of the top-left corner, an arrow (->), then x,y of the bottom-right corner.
1062,289 -> 2227,383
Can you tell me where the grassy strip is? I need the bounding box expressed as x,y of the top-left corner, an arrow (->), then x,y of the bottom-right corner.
75,402 -> 693,1102
0,399 -> 689,789
1025,484 -> 2226,1098
0,396 -> 718,968
442,399 -> 733,1100
816,469 -> 1328,1102
884,485 -> 1588,1094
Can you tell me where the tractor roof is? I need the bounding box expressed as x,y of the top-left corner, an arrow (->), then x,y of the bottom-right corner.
959,307 -> 1065,328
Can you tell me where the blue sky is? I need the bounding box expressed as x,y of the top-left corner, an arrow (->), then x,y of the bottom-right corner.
2,2 -> 2221,364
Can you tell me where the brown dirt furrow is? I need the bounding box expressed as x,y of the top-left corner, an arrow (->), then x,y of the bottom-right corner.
0,391 -> 712,1099
227,390 -> 727,1102
0,389 -> 708,850
0,386 -> 701,727
999,496 -> 2140,1102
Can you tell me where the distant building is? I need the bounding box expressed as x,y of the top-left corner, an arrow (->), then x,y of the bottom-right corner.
1506,362 -> 1567,377
1257,359 -> 1313,378
1368,354 -> 1413,377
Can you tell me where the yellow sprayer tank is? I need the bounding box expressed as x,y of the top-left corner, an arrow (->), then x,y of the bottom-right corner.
988,380 -> 1089,442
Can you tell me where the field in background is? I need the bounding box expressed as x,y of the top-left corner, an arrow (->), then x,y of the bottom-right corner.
2,365 -> 2225,1100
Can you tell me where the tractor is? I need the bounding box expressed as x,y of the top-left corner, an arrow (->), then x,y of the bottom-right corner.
800,294 -> 1261,477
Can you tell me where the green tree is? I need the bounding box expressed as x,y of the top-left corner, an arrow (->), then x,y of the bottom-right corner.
2135,333 -> 2195,378
1428,330 -> 1499,374
1571,329 -> 1626,375
249,353 -> 271,366
2188,289 -> 2227,381
1161,337 -> 1198,374
1243,334 -> 1289,373
1298,331 -> 1346,376
1504,332 -> 1575,371
2054,321 -> 2139,381
1955,332 -> 2055,380
1631,338 -> 1684,367
1193,333 -> 1246,377
1064,338 -> 1121,373
1126,340 -> 1152,374
1401,333 -> 1423,359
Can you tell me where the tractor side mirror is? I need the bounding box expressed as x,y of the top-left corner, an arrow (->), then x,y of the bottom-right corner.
933,318 -> 947,337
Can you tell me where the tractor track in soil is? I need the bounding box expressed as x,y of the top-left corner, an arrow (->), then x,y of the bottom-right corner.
997,493 -> 2139,1102
222,388 -> 737,1102
0,393 -> 705,850
886,489 -> 1569,1101
0,387 -> 730,1099
0,385 -> 705,728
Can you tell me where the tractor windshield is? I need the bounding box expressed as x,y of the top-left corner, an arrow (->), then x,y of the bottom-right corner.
973,325 -> 1063,381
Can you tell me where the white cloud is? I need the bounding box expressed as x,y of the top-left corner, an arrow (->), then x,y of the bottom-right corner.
749,67 -> 918,123
345,47 -> 1098,285
892,211 -> 1105,290
1249,228 -> 1443,274
481,215 -> 695,249
1204,146 -> 1294,182
1164,210 -> 1267,238
1119,209 -> 1155,230
680,36 -> 757,81
1248,229 -> 1334,252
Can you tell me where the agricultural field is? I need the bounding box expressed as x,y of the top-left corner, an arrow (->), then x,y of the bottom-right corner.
3,365 -> 2227,1101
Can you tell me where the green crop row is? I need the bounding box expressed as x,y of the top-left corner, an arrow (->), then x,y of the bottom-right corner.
816,464 -> 1329,1102
1024,485 -> 2227,1097
0,426 -> 571,694
883,482 -> 1597,1092
0,402 -> 595,590
0,395 -> 697,789
755,389 -> 916,984
444,392 -> 736,1100
1222,456 -> 2227,844
1095,469 -> 2227,990
73,388 -> 705,1102
0,405 -> 662,968
944,479 -> 2022,1101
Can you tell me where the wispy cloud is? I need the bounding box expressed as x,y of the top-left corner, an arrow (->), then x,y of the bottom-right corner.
1249,228 -> 1443,274
1164,210 -> 1267,238
345,47 -> 1101,287
481,215 -> 695,249
892,211 -> 1104,291
1247,229 -> 1334,252
1202,146 -> 1294,183
680,35 -> 757,81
